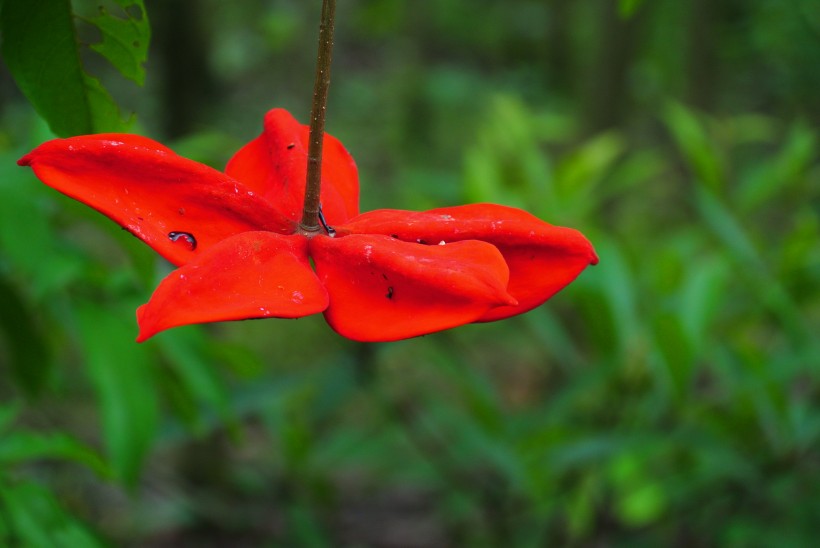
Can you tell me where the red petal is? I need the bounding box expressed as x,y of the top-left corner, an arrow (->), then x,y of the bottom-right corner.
225,108 -> 359,225
136,233 -> 328,341
309,234 -> 517,342
19,135 -> 293,266
338,204 -> 598,321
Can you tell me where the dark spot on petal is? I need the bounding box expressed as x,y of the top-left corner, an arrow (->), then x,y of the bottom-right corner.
416,239 -> 427,245
382,273 -> 388,280
137,216 -> 144,221
386,287 -> 394,300
287,143 -> 296,149
391,234 -> 399,239
168,231 -> 197,251
178,207 -> 185,215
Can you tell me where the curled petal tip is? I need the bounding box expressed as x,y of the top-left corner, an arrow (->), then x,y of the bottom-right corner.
135,305 -> 157,342
17,152 -> 33,166
580,236 -> 600,266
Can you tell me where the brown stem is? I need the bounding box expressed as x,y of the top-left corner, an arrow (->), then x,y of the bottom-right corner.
299,0 -> 336,233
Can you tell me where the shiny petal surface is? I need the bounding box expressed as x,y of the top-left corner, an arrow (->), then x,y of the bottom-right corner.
310,234 -> 517,342
338,204 -> 598,321
225,108 -> 359,225
20,135 -> 293,266
136,233 -> 328,341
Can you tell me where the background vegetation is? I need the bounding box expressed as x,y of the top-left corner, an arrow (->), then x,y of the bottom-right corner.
1,0 -> 819,545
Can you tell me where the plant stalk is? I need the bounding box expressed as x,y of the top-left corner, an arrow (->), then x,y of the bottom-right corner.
299,0 -> 336,232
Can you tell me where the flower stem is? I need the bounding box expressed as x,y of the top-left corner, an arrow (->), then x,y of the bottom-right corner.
299,0 -> 336,233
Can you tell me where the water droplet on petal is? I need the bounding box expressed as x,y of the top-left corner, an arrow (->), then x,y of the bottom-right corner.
168,231 -> 197,251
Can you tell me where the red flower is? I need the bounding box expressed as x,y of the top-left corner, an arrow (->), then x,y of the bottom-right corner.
19,109 -> 598,342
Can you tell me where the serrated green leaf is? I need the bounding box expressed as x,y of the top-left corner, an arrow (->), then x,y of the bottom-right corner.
0,0 -> 132,136
86,0 -> 150,85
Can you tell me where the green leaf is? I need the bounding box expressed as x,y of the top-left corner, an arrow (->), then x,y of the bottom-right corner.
0,479 -> 105,548
0,275 -> 51,397
0,0 -> 137,136
664,101 -> 725,193
85,0 -> 150,85
652,312 -> 695,400
76,305 -> 158,486
696,188 -> 813,348
678,255 -> 729,348
0,403 -> 22,432
618,0 -> 647,18
609,453 -> 667,527
155,329 -> 233,430
0,431 -> 107,476
738,123 -> 817,212
555,132 -> 624,193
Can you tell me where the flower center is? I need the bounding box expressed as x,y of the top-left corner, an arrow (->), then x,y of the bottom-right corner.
297,203 -> 336,238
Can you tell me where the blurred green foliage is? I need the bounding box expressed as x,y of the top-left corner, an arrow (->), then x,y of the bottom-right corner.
0,0 -> 148,136
1,0 -> 819,545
